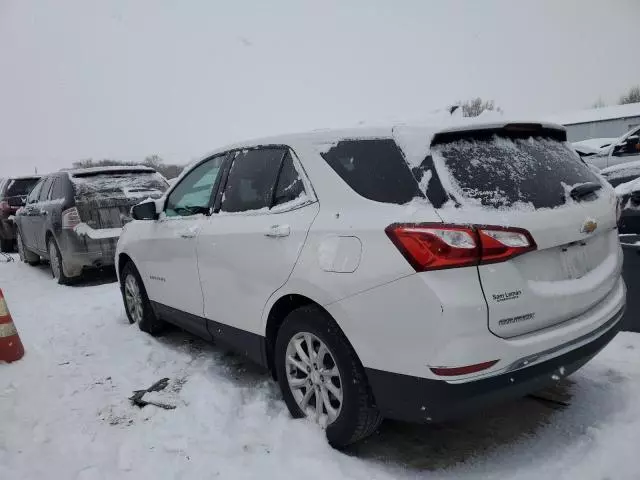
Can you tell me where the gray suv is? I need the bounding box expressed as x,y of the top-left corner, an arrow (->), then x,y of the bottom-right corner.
15,166 -> 168,284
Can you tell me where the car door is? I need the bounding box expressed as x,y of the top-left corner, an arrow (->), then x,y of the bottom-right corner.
139,154 -> 227,336
197,147 -> 319,350
607,127 -> 640,168
33,176 -> 54,251
20,179 -> 45,251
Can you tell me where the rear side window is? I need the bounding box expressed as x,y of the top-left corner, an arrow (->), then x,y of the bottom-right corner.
38,177 -> 54,201
26,180 -> 44,204
5,178 -> 40,198
220,148 -> 286,213
50,177 -> 67,200
273,151 -> 305,206
431,136 -> 600,209
320,139 -> 422,204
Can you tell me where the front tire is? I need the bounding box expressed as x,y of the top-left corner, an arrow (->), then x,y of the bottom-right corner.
120,261 -> 164,335
274,306 -> 382,448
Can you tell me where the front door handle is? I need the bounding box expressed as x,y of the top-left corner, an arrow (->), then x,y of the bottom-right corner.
265,224 -> 290,237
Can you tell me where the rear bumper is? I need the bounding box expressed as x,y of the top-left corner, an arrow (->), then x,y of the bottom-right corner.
57,230 -> 118,274
366,304 -> 624,423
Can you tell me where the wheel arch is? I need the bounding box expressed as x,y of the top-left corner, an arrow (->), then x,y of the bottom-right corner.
264,291 -> 362,381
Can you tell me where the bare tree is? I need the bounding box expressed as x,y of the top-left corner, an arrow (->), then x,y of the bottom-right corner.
619,86 -> 640,105
591,98 -> 606,109
459,97 -> 502,117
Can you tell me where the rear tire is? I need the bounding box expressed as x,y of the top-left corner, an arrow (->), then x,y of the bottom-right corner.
120,261 -> 164,335
274,305 -> 382,448
17,231 -> 39,266
48,237 -> 74,285
0,238 -> 13,253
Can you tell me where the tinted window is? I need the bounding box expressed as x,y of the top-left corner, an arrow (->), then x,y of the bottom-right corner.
165,156 -> 224,217
71,171 -> 168,199
38,177 -> 54,201
431,136 -> 600,209
220,148 -> 286,213
50,176 -> 67,200
320,139 -> 422,204
5,178 -> 40,198
26,180 -> 44,204
273,151 -> 305,206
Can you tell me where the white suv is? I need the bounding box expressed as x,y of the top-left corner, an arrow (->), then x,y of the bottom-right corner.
116,121 -> 626,447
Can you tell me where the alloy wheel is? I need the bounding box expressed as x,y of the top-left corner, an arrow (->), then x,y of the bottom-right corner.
124,274 -> 143,324
49,242 -> 61,280
285,332 -> 343,426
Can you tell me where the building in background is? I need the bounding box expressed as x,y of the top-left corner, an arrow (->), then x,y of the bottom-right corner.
546,102 -> 640,142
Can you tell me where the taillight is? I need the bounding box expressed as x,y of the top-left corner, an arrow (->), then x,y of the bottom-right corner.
0,201 -> 10,214
61,207 -> 81,229
477,226 -> 536,265
385,223 -> 536,271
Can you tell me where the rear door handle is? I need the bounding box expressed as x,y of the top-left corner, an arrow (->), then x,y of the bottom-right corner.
265,224 -> 290,237
178,226 -> 200,239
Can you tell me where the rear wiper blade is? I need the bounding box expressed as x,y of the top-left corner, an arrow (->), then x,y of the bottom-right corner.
569,182 -> 601,201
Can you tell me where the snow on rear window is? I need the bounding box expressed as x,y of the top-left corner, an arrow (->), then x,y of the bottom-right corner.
72,172 -> 168,199
431,136 -> 600,209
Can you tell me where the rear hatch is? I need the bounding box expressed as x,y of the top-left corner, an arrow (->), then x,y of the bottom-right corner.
422,125 -> 621,338
71,168 -> 168,230
2,177 -> 41,213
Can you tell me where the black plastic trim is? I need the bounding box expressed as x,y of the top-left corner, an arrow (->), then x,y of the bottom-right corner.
366,306 -> 623,423
151,301 -> 268,368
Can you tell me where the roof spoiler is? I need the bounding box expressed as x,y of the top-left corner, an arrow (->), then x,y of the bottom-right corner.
431,123 -> 567,145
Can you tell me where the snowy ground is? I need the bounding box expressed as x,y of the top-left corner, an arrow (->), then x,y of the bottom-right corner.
1,256 -> 640,480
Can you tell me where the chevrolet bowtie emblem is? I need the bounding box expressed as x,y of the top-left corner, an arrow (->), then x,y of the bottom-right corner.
581,220 -> 598,234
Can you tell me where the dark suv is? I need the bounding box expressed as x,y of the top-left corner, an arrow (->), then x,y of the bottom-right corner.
15,166 -> 168,284
0,176 -> 41,252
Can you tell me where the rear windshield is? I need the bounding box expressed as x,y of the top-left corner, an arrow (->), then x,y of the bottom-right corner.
320,139 -> 423,204
5,178 -> 40,197
431,136 -> 600,209
71,172 -> 169,199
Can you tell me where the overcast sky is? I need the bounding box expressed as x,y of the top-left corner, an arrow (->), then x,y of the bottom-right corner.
1,0 -> 639,176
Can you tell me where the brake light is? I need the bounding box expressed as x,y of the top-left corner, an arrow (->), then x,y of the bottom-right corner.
0,201 -> 10,214
61,207 -> 81,229
385,223 -> 536,271
477,227 -> 536,265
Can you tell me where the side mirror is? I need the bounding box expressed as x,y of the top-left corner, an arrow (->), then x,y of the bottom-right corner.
131,200 -> 158,221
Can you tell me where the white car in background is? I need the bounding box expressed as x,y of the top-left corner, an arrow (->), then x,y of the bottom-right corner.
579,126 -> 640,169
572,137 -> 617,157
116,120 -> 625,447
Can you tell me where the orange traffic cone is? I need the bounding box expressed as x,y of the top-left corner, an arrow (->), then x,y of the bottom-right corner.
0,289 -> 24,362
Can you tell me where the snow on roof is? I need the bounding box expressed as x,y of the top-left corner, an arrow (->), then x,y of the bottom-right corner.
545,102 -> 640,126
67,165 -> 156,176
206,117 -> 566,160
